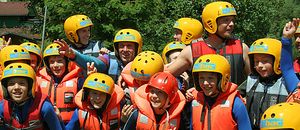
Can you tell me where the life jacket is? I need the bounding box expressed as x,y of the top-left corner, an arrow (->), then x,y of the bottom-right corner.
134,85 -> 186,130
3,93 -> 47,130
74,85 -> 125,130
36,66 -> 80,123
293,58 -> 300,73
72,40 -> 102,58
286,88 -> 300,102
191,83 -> 241,130
0,84 -> 3,101
245,75 -> 288,128
191,39 -> 245,85
108,52 -> 124,83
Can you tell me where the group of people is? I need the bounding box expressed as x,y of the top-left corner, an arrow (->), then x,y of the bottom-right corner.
0,1 -> 299,130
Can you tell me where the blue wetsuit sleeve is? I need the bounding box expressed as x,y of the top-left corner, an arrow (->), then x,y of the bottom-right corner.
65,109 -> 80,130
232,97 -> 252,130
281,37 -> 299,93
73,50 -> 107,73
123,109 -> 138,130
41,99 -> 64,130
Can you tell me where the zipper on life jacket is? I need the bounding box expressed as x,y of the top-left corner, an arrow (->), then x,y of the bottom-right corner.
207,105 -> 211,130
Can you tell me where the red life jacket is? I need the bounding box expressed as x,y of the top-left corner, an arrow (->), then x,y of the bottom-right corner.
134,85 -> 186,130
3,93 -> 47,130
293,58 -> 300,73
191,39 -> 245,85
36,66 -> 80,123
190,83 -> 241,130
75,85 -> 125,130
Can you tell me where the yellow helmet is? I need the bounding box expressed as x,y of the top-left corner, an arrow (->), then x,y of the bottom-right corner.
130,51 -> 164,81
161,41 -> 186,64
260,102 -> 300,130
173,18 -> 203,44
64,14 -> 93,43
202,1 -> 237,34
248,38 -> 281,75
43,43 -> 61,59
20,42 -> 42,66
0,45 -> 31,67
1,63 -> 36,100
192,54 -> 231,92
113,29 -> 143,56
83,73 -> 115,95
296,24 -> 300,34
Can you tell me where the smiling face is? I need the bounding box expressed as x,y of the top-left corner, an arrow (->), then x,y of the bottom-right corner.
7,77 -> 29,103
118,42 -> 136,65
148,86 -> 168,109
198,72 -> 220,97
77,26 -> 91,45
254,54 -> 274,78
48,56 -> 66,78
216,16 -> 235,38
88,89 -> 107,109
173,29 -> 183,42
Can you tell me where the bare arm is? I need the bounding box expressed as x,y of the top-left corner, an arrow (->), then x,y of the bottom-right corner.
242,43 -> 251,76
167,45 -> 193,76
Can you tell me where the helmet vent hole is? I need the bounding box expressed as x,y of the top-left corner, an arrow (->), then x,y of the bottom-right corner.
141,70 -> 144,74
151,53 -> 154,55
151,58 -> 155,61
57,46 -> 60,48
127,32 -> 130,34
206,59 -> 210,62
14,49 -> 17,52
260,42 -> 263,45
199,59 -> 202,63
279,104 -> 282,106
102,80 -> 105,83
120,32 -> 123,35
9,66 -> 13,68
145,51 -> 148,53
163,77 -> 168,84
94,78 -> 98,81
145,60 -> 148,63
138,54 -> 141,56
18,65 -> 21,68
271,113 -> 275,118
138,58 -> 141,61
34,45 -> 37,47
207,20 -> 213,29
21,49 -> 24,52
134,68 -> 137,72
226,5 -> 229,8
82,18 -> 85,20
50,46 -> 53,48
145,55 -> 147,57
27,44 -> 30,46
263,114 -> 266,119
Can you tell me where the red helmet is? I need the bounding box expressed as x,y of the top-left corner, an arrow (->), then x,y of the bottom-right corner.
147,72 -> 178,104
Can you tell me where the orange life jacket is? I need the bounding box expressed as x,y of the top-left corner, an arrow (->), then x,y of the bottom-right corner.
190,83 -> 240,130
191,39 -> 245,85
134,85 -> 186,130
286,88 -> 300,102
36,66 -> 80,123
74,85 -> 125,130
3,93 -> 47,130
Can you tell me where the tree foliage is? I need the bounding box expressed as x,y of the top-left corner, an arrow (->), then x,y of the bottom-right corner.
24,0 -> 300,53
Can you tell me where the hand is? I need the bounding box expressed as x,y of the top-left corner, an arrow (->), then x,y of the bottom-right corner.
99,47 -> 111,55
121,104 -> 134,123
87,62 -> 97,76
54,39 -> 76,59
118,76 -> 126,88
0,36 -> 11,50
185,88 -> 196,102
282,18 -> 300,39
53,106 -> 62,121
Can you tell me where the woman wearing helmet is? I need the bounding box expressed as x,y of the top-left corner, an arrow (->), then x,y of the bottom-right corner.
36,43 -> 82,124
66,73 -> 125,130
162,41 -> 189,93
238,38 -> 288,129
124,72 -> 186,129
188,54 -> 251,130
0,63 -> 64,130
279,18 -> 300,102
168,1 -> 251,86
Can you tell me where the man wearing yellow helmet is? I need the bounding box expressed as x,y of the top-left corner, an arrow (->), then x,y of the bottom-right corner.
280,18 -> 300,103
168,1 -> 250,86
293,25 -> 300,72
108,29 -> 142,83
187,54 -> 251,130
173,18 -> 203,45
0,63 -> 64,129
